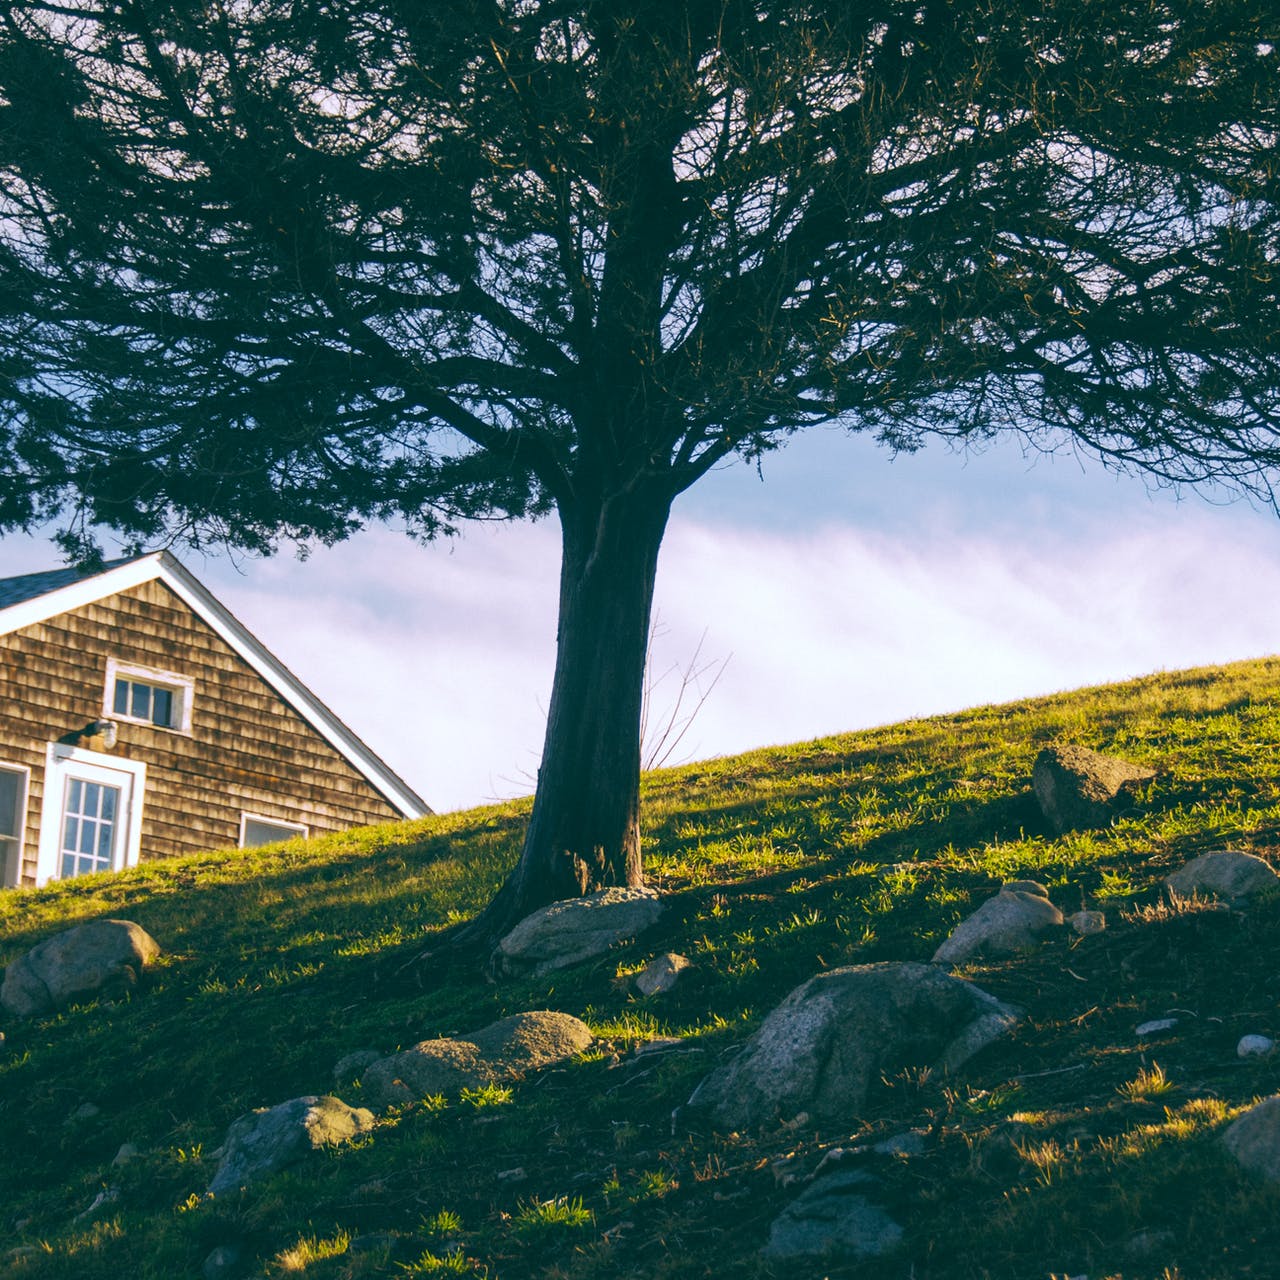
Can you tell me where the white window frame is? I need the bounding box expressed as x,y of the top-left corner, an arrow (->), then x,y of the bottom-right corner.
239,812 -> 309,848
103,657 -> 195,734
36,744 -> 147,886
0,762 -> 30,889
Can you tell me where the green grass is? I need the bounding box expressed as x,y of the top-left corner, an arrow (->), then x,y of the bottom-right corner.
4,657 -> 1280,1277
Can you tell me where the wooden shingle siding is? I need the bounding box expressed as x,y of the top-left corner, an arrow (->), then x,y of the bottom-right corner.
0,578 -> 403,885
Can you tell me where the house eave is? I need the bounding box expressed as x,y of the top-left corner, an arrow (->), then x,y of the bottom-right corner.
0,551 -> 431,819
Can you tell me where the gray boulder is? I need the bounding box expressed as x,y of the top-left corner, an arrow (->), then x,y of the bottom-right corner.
688,961 -> 1020,1131
1223,1095 -> 1280,1182
333,1049 -> 381,1089
635,952 -> 692,996
209,1095 -> 375,1196
495,887 -> 664,976
1,919 -> 161,1018
762,1169 -> 902,1261
932,886 -> 1064,965
361,1010 -> 593,1110
1165,851 -> 1280,904
1032,744 -> 1154,834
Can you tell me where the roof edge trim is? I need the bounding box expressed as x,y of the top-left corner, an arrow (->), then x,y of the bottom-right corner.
0,551 -> 430,818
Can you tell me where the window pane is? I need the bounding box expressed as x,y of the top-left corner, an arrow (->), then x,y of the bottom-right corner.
242,818 -> 305,848
113,679 -> 129,715
0,770 -> 19,838
152,687 -> 173,727
130,682 -> 150,720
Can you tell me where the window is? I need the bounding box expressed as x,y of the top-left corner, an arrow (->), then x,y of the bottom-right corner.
103,658 -> 194,733
240,813 -> 308,848
35,745 -> 146,886
0,765 -> 29,888
113,677 -> 173,727
59,777 -> 119,879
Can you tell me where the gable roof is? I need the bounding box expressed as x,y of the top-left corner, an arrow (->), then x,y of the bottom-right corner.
0,551 -> 430,818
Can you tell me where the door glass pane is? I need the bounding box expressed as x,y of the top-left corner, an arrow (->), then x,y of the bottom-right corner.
60,777 -> 121,878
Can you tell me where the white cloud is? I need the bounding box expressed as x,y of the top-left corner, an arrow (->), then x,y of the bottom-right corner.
2,487 -> 1278,814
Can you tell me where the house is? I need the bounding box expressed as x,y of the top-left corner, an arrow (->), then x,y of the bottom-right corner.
0,551 -> 429,887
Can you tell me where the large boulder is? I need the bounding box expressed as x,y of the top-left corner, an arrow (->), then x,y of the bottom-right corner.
1031,744 -> 1155,834
494,887 -> 665,976
1223,1095 -> 1280,1182
209,1095 -> 375,1196
361,1010 -> 593,1110
1165,851 -> 1280,905
932,885 -> 1064,966
688,962 -> 1020,1131
762,1169 -> 903,1261
1,919 -> 161,1018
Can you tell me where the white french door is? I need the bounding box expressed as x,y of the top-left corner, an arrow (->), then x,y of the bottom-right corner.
36,745 -> 146,886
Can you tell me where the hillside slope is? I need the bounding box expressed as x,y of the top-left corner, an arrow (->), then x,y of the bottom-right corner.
3,659 -> 1280,1278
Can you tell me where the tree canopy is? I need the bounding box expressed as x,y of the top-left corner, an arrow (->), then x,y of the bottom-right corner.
2,0 -> 1278,930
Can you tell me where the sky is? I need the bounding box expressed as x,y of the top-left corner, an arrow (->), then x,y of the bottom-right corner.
2,429 -> 1279,814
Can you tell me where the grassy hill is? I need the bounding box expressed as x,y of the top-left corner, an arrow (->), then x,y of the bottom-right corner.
3,658 -> 1280,1278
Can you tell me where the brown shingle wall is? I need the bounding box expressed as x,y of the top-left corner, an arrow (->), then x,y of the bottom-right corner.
0,579 -> 404,885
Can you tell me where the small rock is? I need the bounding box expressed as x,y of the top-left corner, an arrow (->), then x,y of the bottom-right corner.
1070,910 -> 1106,936
634,1037 -> 685,1057
1223,1095 -> 1280,1181
202,1244 -> 243,1279
495,887 -> 665,976
0,919 -> 161,1018
1135,1018 -> 1179,1037
932,890 -> 1064,965
111,1143 -> 141,1166
361,1010 -> 593,1110
348,1234 -> 398,1257
1165,851 -> 1280,905
1123,1228 -> 1175,1259
762,1169 -> 903,1260
1002,879 -> 1050,898
1238,1035 -> 1275,1058
497,1166 -> 527,1183
635,952 -> 692,996
209,1095 -> 376,1196
332,1049 -> 381,1088
873,1129 -> 929,1157
75,1186 -> 120,1221
66,1102 -> 101,1123
1032,744 -> 1155,834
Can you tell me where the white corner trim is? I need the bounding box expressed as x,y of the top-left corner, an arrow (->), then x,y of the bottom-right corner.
36,743 -> 147,887
0,551 -> 429,817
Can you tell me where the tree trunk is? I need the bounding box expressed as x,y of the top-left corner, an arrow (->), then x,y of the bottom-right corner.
469,480 -> 672,944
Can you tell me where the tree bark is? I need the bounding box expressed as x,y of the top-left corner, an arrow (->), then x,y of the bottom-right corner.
462,477 -> 672,944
